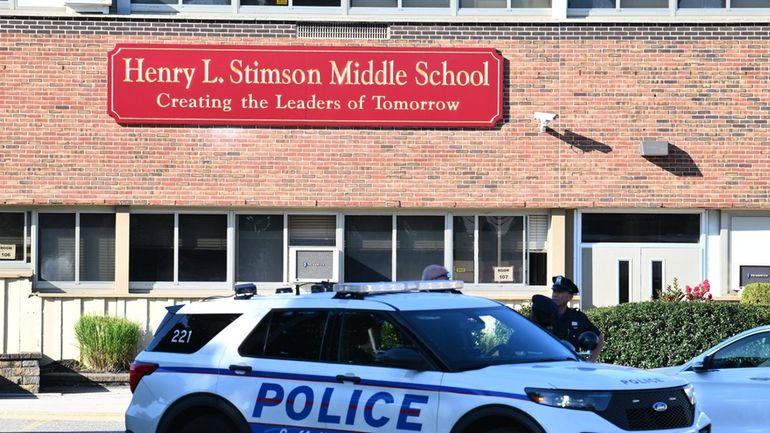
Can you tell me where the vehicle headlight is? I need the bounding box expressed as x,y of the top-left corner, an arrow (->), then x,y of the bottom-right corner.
683,383 -> 696,405
525,388 -> 612,411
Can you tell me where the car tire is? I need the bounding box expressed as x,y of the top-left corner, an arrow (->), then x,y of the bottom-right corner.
177,413 -> 239,433
484,428 -> 524,433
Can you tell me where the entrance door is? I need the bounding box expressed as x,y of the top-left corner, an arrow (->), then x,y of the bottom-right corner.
581,246 -> 702,308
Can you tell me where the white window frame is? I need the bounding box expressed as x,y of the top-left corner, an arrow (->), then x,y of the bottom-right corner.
0,209 -> 30,269
233,212 -> 287,286
129,209 -> 232,291
34,209 -> 116,290
452,213 -> 537,288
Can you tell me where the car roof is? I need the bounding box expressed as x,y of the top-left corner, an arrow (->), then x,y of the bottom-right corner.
177,290 -> 501,314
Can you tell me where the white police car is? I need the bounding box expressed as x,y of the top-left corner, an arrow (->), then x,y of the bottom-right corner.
126,280 -> 711,433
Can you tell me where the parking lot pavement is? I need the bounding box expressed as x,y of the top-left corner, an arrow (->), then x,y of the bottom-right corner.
0,386 -> 130,432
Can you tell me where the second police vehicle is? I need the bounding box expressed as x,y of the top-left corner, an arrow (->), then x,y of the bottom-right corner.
126,280 -> 712,433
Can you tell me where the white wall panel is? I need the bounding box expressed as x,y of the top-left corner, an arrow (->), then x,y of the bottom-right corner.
61,298 -> 82,360
42,299 -> 63,362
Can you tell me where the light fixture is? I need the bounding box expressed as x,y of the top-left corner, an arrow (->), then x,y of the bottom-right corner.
640,139 -> 669,156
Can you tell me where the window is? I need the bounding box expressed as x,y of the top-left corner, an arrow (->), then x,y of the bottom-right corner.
400,306 -> 576,371
0,212 -> 27,264
711,332 -> 770,369
342,215 -> 443,282
336,311 -> 423,367
289,215 -> 336,247
239,309 -> 330,361
453,215 -> 546,285
129,213 -> 227,284
37,212 -> 115,283
344,216 -> 392,282
237,214 -> 284,282
460,0 -> 550,7
618,260 -> 630,304
397,216 -> 444,281
147,313 -> 241,354
343,214 -> 545,285
582,214 -> 700,243
651,260 -> 663,300
130,214 -> 173,282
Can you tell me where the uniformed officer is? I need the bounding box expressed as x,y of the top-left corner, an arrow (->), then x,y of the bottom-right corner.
550,275 -> 604,363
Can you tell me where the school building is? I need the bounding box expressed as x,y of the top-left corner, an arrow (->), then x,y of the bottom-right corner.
1,0 -> 769,365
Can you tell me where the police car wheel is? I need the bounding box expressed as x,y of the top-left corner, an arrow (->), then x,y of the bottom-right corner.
177,413 -> 238,433
484,427 -> 522,433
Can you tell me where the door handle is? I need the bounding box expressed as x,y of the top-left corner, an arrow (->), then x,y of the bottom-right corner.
229,364 -> 253,375
336,374 -> 362,384
749,377 -> 770,381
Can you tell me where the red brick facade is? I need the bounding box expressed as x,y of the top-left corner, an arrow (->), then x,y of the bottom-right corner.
1,19 -> 768,210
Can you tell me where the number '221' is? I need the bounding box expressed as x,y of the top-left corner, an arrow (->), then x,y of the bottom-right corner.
171,329 -> 192,344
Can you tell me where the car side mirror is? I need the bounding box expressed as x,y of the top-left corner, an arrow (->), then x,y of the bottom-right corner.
691,354 -> 713,373
381,347 -> 430,371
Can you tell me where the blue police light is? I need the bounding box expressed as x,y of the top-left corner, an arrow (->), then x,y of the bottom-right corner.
234,283 -> 257,299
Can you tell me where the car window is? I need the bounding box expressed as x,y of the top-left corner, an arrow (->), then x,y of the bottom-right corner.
239,309 -> 330,361
336,311 -> 425,368
711,331 -> 770,369
147,313 -> 241,354
400,306 -> 577,371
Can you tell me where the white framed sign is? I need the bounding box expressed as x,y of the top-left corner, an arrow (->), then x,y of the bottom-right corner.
0,244 -> 16,260
494,266 -> 513,282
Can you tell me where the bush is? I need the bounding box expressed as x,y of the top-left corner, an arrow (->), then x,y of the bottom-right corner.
586,301 -> 770,369
74,315 -> 142,372
741,283 -> 770,305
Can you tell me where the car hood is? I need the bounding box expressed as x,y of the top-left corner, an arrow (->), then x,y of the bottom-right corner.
651,364 -> 688,376
444,361 -> 689,393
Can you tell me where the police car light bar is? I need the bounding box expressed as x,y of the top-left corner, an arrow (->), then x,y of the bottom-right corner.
333,280 -> 463,295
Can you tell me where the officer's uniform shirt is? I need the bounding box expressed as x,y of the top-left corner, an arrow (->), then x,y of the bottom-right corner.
552,308 -> 600,349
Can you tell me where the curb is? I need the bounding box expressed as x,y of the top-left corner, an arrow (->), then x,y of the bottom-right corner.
41,372 -> 129,389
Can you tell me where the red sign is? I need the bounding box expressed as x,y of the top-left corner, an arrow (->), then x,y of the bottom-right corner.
107,44 -> 503,128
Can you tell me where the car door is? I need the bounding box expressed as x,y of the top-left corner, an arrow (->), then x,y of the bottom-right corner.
326,310 -> 442,433
219,308 -> 339,433
682,330 -> 770,433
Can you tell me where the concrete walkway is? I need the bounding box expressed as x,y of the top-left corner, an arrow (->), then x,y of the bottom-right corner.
0,386 -> 131,422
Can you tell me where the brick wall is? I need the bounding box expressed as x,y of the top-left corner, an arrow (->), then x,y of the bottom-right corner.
0,353 -> 41,394
1,18 -> 769,209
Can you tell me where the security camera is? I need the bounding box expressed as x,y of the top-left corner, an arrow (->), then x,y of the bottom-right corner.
534,112 -> 558,132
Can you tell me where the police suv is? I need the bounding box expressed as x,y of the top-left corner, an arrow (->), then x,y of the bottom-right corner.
126,280 -> 711,433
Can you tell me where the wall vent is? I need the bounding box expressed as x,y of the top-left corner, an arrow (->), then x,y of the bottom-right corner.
296,23 -> 389,40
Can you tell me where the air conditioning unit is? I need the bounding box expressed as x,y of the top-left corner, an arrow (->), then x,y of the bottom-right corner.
64,0 -> 111,14
289,247 -> 339,283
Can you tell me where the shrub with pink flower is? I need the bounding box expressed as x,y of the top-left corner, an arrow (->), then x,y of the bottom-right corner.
657,278 -> 713,302
684,279 -> 713,302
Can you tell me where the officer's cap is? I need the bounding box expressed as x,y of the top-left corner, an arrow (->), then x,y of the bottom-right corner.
551,275 -> 579,294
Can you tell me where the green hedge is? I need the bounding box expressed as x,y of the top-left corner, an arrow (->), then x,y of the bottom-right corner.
75,315 -> 142,372
741,283 -> 770,305
586,302 -> 770,368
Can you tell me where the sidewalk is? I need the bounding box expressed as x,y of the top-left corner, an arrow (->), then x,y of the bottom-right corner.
0,386 -> 131,422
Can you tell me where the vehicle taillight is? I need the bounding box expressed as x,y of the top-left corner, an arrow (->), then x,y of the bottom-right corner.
129,361 -> 159,393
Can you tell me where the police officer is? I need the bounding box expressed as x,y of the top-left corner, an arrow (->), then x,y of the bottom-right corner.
550,275 -> 604,363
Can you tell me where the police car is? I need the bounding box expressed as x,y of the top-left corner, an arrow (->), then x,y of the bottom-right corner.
125,280 -> 711,433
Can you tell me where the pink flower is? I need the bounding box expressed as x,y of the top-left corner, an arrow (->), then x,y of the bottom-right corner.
685,285 -> 692,294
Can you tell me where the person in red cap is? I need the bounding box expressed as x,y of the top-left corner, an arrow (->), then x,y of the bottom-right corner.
550,275 -> 604,362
